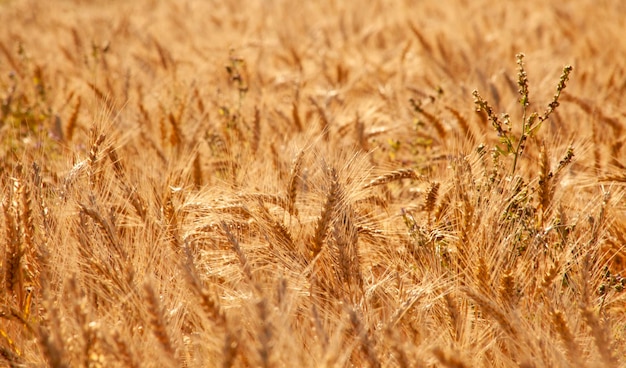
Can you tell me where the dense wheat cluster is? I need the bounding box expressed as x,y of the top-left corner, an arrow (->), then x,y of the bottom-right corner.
1,0 -> 626,367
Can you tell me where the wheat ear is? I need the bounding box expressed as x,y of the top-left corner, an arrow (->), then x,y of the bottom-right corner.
286,149 -> 305,217
363,169 -> 419,189
143,281 -> 176,363
310,167 -> 340,258
432,347 -> 469,368
550,309 -> 581,364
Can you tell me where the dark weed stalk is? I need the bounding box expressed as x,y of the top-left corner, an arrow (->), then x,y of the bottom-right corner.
473,54 -> 573,175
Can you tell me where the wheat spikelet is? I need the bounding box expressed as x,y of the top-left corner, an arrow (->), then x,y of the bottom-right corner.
113,331 -> 139,368
182,247 -> 226,327
309,97 -> 330,141
193,87 -> 205,114
254,203 -> 297,257
86,82 -> 115,112
37,283 -> 66,368
310,167 -> 340,258
424,181 -> 439,219
286,149 -> 305,217
163,191 -> 182,249
3,187 -> 22,302
211,204 -> 251,217
408,21 -> 432,52
222,330 -> 240,368
387,292 -> 421,329
38,323 -> 66,368
457,188 -> 474,260
498,270 -> 517,308
139,130 -> 168,164
269,143 -> 282,179
75,208 -> 134,298
0,306 -> 30,360
67,277 -> 104,367
256,298 -> 274,368
17,174 -> 35,315
221,114 -> 246,149
291,100 -> 303,132
475,257 -> 490,296
81,322 -> 107,367
539,261 -> 560,295
106,146 -> 125,182
240,193 -> 288,212
211,159 -> 238,179
443,293 -> 461,342
464,288 -> 516,336
336,118 -> 352,142
66,96 -> 81,142
563,93 -> 622,135
310,304 -> 329,350
589,191 -> 610,248
87,132 -> 106,190
446,105 -> 474,142
176,93 -> 187,124
410,98 -> 447,140
598,173 -> 626,183
550,309 -> 581,364
434,189 -> 451,223
143,281 -> 177,363
31,162 -> 54,236
354,114 -> 369,152
152,37 -> 171,70
127,186 -> 148,223
581,305 -> 616,366
78,203 -> 124,259
221,222 -> 257,291
106,147 -> 148,222
332,206 -> 363,301
362,169 -> 419,189
0,344 -> 23,366
138,100 -> 151,125
348,306 -> 381,368
432,347 -> 469,368
168,112 -> 183,148
385,326 -> 410,368
251,106 -> 261,155
353,195 -> 387,210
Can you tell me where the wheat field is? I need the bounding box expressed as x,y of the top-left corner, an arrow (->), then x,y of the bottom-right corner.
1,0 -> 626,367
